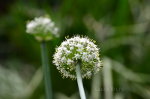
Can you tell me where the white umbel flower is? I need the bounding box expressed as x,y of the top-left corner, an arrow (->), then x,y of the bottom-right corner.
26,16 -> 59,41
53,36 -> 102,79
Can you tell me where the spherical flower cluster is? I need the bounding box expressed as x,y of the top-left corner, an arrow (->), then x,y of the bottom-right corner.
53,36 -> 102,79
26,16 -> 59,41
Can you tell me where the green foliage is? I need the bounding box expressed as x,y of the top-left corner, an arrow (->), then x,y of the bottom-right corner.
0,0 -> 150,99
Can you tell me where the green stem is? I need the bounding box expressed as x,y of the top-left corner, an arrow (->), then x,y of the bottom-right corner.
91,72 -> 101,99
41,41 -> 52,99
76,62 -> 86,99
103,58 -> 113,99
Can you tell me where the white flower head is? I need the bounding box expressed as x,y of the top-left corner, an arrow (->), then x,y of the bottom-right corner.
26,16 -> 59,41
53,36 -> 102,79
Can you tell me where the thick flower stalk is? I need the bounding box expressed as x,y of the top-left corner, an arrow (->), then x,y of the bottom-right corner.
26,16 -> 59,99
53,36 -> 102,99
26,16 -> 59,41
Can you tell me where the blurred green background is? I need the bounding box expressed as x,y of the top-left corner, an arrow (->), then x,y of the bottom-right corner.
0,0 -> 150,99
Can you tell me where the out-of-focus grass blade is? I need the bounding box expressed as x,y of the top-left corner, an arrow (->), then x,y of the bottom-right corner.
103,58 -> 113,99
111,59 -> 150,83
90,72 -> 101,99
55,93 -> 78,99
0,65 -> 43,99
22,68 -> 43,98
130,83 -> 150,99
114,93 -> 124,99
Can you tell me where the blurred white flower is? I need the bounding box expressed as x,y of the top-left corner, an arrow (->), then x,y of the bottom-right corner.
53,36 -> 102,79
26,16 -> 59,41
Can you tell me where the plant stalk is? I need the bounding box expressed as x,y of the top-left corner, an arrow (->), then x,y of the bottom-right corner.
76,62 -> 86,99
41,41 -> 52,99
91,72 -> 101,99
103,58 -> 113,99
